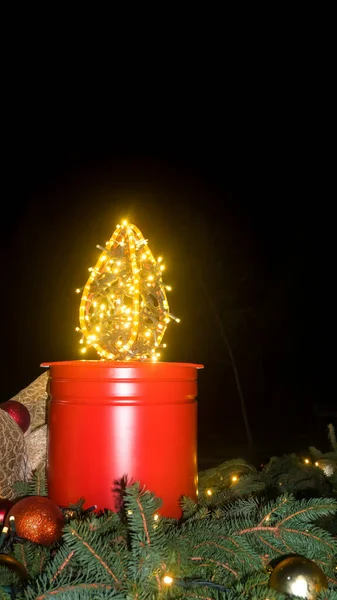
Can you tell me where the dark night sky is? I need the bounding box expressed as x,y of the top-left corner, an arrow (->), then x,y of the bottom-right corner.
1,131 -> 335,462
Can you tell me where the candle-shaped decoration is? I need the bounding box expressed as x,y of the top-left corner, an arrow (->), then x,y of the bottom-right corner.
77,220 -> 179,361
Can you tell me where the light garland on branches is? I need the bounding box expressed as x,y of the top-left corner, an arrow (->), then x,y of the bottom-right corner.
76,220 -> 179,361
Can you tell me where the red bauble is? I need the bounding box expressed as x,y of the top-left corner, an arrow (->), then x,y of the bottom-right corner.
0,498 -> 13,525
0,400 -> 31,433
6,496 -> 64,546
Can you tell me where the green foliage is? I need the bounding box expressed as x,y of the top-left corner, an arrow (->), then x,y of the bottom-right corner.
12,465 -> 47,498
198,453 -> 335,507
0,428 -> 336,599
0,482 -> 335,599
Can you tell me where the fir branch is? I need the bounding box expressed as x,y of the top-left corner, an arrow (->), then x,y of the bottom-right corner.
257,495 -> 289,526
13,465 -> 47,498
277,497 -> 337,526
191,556 -> 238,578
63,524 -> 121,584
28,582 -> 120,599
50,551 -> 75,583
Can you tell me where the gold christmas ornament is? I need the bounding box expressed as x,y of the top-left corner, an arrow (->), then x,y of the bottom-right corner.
77,220 -> 179,361
0,553 -> 28,582
269,555 -> 328,599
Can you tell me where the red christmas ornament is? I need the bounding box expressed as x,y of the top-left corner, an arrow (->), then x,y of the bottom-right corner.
0,498 -> 13,525
5,496 -> 64,546
0,400 -> 31,433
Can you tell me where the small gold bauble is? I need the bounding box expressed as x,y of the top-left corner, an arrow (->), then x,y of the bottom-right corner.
269,555 -> 328,599
0,553 -> 28,581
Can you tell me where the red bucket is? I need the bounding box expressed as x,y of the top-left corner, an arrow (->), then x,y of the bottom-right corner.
41,361 -> 203,518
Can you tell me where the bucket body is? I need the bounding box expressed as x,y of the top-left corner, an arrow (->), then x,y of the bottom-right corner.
41,361 -> 203,518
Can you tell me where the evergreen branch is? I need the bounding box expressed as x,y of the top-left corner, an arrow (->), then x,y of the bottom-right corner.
191,556 -> 238,578
50,551 -> 75,583
193,541 -> 246,564
236,523 -> 336,553
35,465 -> 47,496
66,526 -> 121,584
198,459 -> 255,490
255,534 -> 283,556
31,582 -> 118,599
258,496 -> 288,526
281,526 -> 336,551
135,493 -> 151,546
88,511 -> 123,534
310,446 -> 324,459
12,465 -> 48,499
13,540 -> 49,579
15,541 -> 29,570
221,497 -> 260,521
181,593 -> 214,599
277,499 -> 337,526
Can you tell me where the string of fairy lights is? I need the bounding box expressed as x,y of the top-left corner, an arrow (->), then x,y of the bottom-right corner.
76,220 -> 180,361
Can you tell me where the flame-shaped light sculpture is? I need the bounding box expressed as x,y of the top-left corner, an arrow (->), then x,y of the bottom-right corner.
77,220 -> 179,361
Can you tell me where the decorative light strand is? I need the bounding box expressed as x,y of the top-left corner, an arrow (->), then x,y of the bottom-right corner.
77,220 -> 178,361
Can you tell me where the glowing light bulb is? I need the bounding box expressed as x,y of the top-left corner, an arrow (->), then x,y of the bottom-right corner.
304,459 -> 310,464
163,575 -> 173,585
206,489 -> 212,496
231,476 -> 238,482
